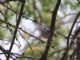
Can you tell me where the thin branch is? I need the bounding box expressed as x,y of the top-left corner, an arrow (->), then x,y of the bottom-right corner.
19,28 -> 44,43
61,11 -> 80,60
32,0 -> 43,24
16,56 -> 39,60
66,11 -> 80,60
7,0 -> 25,60
59,13 -> 78,21
0,2 -> 43,24
39,0 -> 61,60
0,0 -> 23,3
70,48 -> 77,60
0,46 -> 8,59
0,19 -> 44,43
18,30 -> 34,54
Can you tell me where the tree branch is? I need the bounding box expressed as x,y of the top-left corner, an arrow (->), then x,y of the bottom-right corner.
39,0 -> 61,60
6,0 -> 25,60
0,0 -> 23,3
61,11 -> 80,60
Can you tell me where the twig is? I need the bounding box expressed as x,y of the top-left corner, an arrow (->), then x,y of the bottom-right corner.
7,0 -> 25,60
32,0 -> 43,24
18,30 -> 34,54
19,28 -> 44,43
0,0 -> 23,3
66,11 -> 80,60
0,19 -> 44,43
59,13 -> 78,21
61,11 -> 80,60
70,48 -> 77,60
16,56 -> 39,59
0,46 -> 8,59
0,3 -> 36,21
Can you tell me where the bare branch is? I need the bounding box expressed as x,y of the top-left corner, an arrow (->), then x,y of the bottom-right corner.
61,11 -> 80,60
39,0 -> 61,60
7,0 -> 25,60
0,0 -> 23,3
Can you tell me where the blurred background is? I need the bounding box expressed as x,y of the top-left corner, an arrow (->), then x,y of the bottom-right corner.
0,0 -> 80,60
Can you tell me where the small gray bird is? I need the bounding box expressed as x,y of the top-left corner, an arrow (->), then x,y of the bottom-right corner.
39,23 -> 50,39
